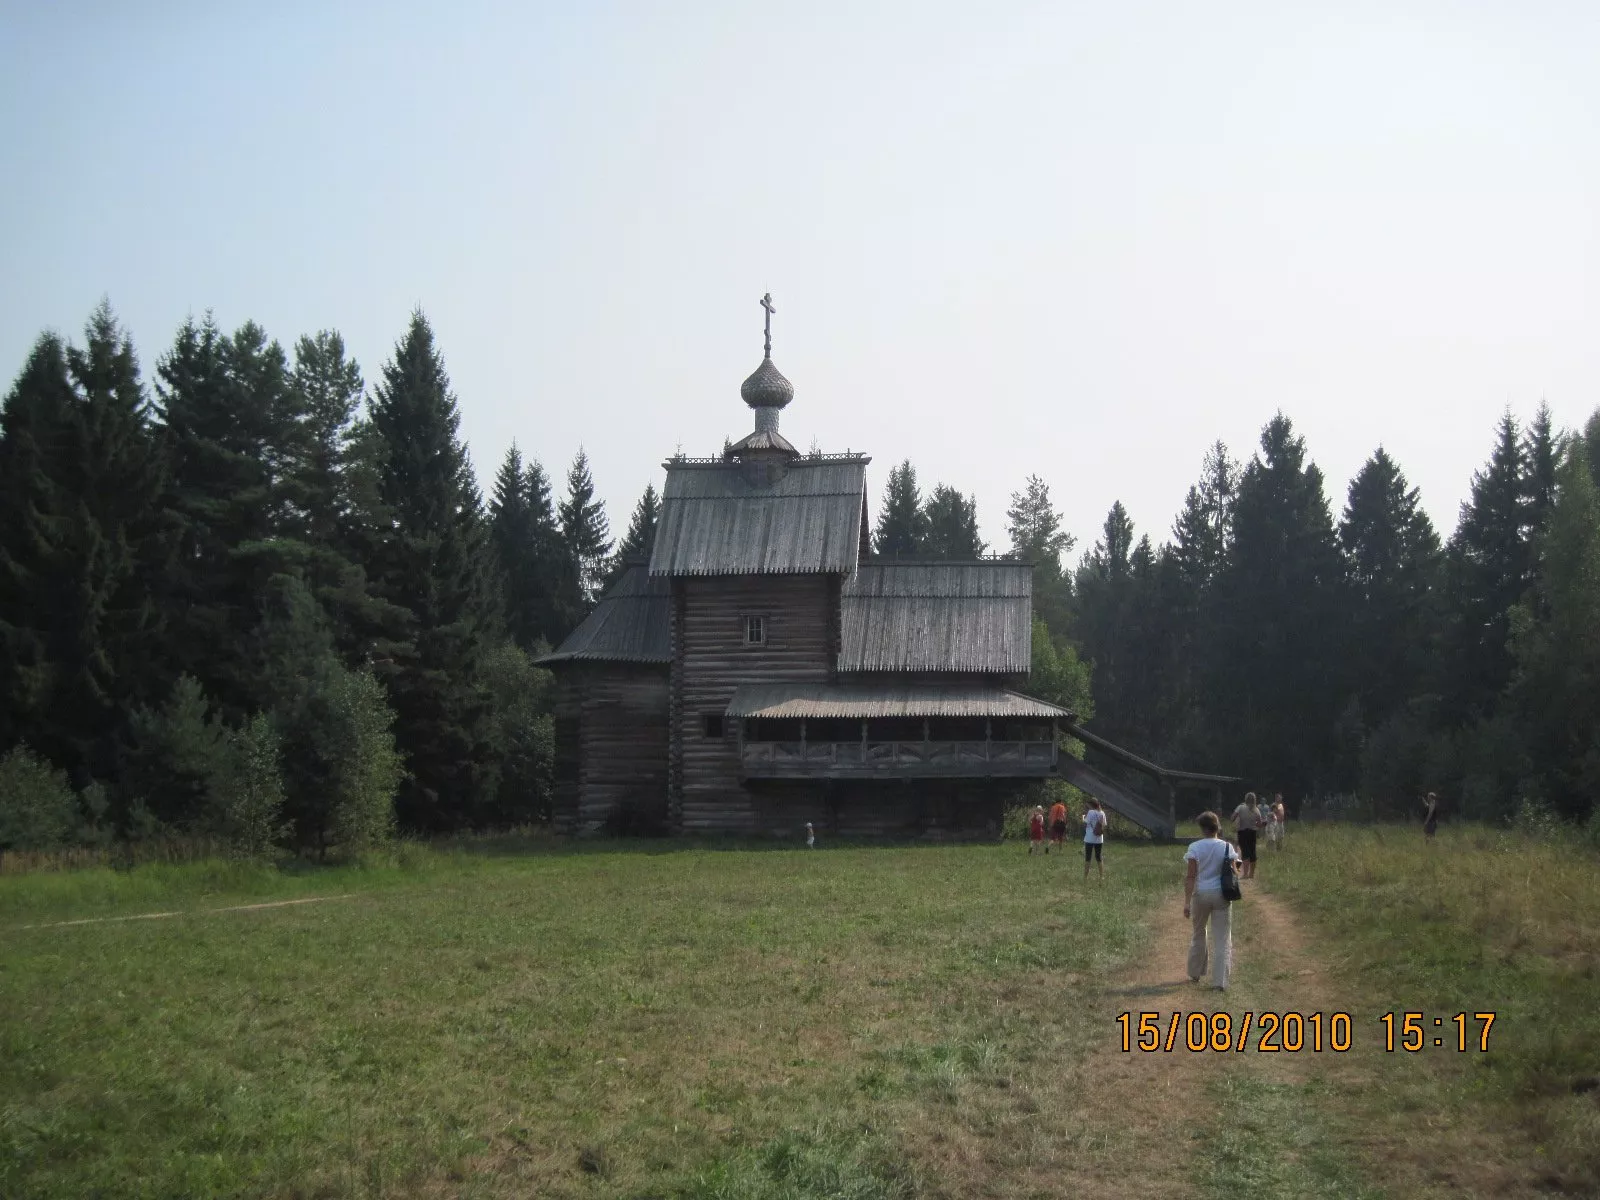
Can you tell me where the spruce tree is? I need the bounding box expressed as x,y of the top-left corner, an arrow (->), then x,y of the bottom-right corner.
490,444 -> 543,649
1508,437 -> 1600,819
55,304 -> 169,784
1211,414 -> 1348,794
1075,502 -> 1137,742
0,334 -> 75,760
921,484 -> 985,559
558,448 -> 612,605
1338,447 -> 1441,730
525,456 -> 581,645
1521,402 -> 1559,575
154,316 -> 278,716
873,460 -> 927,557
1443,412 -> 1528,722
602,482 -> 660,591
366,311 -> 498,831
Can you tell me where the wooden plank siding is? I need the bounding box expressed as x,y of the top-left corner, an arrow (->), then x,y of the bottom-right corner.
674,574 -> 835,833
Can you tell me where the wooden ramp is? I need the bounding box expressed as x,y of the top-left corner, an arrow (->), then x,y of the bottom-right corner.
1053,721 -> 1240,840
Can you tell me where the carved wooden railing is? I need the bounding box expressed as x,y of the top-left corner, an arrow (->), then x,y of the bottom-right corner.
741,740 -> 1057,776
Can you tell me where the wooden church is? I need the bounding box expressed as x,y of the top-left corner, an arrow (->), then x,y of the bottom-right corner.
538,298 -> 1217,838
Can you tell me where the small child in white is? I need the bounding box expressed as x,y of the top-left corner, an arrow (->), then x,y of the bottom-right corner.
805,822 -> 815,848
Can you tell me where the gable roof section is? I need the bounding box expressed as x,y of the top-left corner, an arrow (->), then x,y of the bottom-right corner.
650,458 -> 869,576
839,561 -> 1033,674
534,564 -> 671,665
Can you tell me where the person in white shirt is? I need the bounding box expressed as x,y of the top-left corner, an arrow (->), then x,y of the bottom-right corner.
1081,798 -> 1107,880
1183,811 -> 1240,990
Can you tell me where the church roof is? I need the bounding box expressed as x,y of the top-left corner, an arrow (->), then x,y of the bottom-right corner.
726,682 -> 1069,720
534,565 -> 671,665
839,561 -> 1033,674
650,457 -> 869,576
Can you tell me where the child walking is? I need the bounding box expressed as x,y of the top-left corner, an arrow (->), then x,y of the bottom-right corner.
1028,805 -> 1046,854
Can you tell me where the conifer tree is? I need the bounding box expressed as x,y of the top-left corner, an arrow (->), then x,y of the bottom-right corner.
1006,474 -> 1075,635
1508,436 -> 1600,819
1210,414 -> 1347,794
55,304 -> 169,782
525,456 -> 581,644
0,335 -> 75,759
873,460 -> 927,557
602,482 -> 660,591
490,444 -> 545,649
155,316 -> 280,716
1522,402 -> 1559,572
921,484 -> 985,559
1338,447 -> 1441,729
366,311 -> 498,831
558,448 -> 612,605
1075,502 -> 1137,741
1443,412 -> 1528,722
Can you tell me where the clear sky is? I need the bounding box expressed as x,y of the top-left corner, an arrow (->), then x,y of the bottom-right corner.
3,1 -> 1596,557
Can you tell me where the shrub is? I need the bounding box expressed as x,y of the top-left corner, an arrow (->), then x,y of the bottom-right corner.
124,675 -> 230,829
0,745 -> 80,852
480,642 -> 556,826
320,667 -> 403,857
209,713 -> 289,860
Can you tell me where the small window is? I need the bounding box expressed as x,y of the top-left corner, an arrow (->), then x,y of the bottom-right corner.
744,615 -> 766,646
702,712 -> 725,738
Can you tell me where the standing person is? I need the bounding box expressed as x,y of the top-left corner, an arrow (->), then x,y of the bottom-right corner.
1183,812 -> 1239,991
805,822 -> 815,848
1082,799 -> 1107,880
1048,797 -> 1069,855
1230,793 -> 1263,879
1266,793 -> 1286,851
1422,792 -> 1439,842
1028,805 -> 1046,854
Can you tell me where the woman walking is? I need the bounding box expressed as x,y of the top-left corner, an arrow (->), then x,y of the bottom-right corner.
1230,792 -> 1263,879
1184,812 -> 1240,991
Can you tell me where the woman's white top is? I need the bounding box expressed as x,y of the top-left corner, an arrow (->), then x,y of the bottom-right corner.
1083,809 -> 1106,844
1185,837 -> 1238,893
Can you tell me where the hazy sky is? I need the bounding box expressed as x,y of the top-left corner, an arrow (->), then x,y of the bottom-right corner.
3,1 -> 1597,557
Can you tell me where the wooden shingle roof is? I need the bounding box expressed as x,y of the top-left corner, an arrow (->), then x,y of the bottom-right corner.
649,458 -> 869,576
534,565 -> 671,666
727,682 -> 1068,719
839,561 -> 1033,674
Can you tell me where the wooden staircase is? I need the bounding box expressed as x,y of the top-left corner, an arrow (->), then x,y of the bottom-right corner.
1052,721 -> 1240,840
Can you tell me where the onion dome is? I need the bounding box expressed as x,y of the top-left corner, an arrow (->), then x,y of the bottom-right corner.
740,356 -> 794,409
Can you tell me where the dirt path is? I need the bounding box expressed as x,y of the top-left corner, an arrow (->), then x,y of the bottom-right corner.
12,893 -> 352,931
1077,880 -> 1540,1200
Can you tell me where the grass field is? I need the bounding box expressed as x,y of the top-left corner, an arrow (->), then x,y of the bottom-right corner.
2,825 -> 1597,1198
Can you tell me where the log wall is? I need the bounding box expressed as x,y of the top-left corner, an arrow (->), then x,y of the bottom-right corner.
675,573 -> 834,833
551,662 -> 670,836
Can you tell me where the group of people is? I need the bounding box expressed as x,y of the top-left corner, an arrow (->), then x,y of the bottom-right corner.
1026,798 -> 1108,878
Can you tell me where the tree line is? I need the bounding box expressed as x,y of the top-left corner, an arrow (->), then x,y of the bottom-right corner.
0,303 -> 651,855
2,299 -> 1595,852
861,408 -> 1599,827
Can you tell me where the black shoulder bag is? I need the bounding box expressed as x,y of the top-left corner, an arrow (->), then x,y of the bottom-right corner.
1220,845 -> 1243,903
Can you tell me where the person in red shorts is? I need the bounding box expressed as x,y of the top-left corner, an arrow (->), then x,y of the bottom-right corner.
1028,805 -> 1046,854
1047,798 -> 1069,854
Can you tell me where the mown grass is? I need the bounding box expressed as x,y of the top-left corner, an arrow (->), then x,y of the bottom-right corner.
1265,823 -> 1600,1194
1,837 -> 1173,1198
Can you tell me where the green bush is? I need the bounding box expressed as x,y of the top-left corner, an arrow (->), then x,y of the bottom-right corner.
124,675 -> 230,830
210,714 -> 289,860
479,641 -> 556,826
0,744 -> 80,851
320,666 -> 402,858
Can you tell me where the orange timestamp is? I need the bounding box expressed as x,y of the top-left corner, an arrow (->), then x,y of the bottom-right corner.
1115,1011 -> 1497,1053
